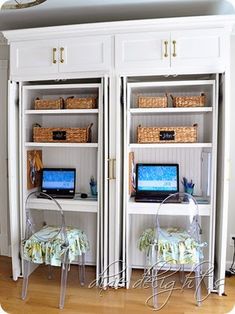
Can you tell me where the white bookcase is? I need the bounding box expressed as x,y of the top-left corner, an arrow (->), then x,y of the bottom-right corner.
20,82 -> 104,274
4,16 -> 233,294
123,76 -> 218,288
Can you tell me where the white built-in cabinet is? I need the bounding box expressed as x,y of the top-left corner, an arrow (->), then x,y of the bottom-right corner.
10,35 -> 112,77
3,16 -> 233,295
115,28 -> 225,73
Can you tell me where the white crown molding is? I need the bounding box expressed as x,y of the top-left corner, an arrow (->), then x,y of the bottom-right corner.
2,14 -> 235,42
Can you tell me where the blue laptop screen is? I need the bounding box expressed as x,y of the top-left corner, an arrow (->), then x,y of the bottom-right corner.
42,170 -> 75,190
137,164 -> 178,193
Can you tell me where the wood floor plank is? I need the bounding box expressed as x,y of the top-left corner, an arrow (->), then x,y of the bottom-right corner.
0,256 -> 234,314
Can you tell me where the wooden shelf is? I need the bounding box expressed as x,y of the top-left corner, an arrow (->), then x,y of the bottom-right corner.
25,142 -> 98,148
129,143 -> 212,149
128,198 -> 211,216
130,107 -> 212,115
28,195 -> 98,213
25,109 -> 99,115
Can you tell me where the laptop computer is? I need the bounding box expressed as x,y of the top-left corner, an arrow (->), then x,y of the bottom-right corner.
40,168 -> 76,199
135,163 -> 179,203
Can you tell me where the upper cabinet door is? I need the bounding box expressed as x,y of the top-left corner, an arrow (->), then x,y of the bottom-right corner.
11,39 -> 59,78
115,32 -> 170,72
59,35 -> 112,73
170,29 -> 225,71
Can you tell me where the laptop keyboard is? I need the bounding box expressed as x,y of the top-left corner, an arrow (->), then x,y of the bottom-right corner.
135,196 -> 181,203
135,197 -> 166,203
37,193 -> 74,199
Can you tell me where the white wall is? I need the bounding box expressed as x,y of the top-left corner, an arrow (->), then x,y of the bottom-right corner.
226,34 -> 235,268
0,43 -> 9,256
0,43 -> 8,59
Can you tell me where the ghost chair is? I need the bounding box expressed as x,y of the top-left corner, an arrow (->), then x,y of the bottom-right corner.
138,192 -> 207,309
21,191 -> 89,309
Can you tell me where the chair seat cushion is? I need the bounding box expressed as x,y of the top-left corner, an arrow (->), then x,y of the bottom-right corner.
23,225 -> 89,266
138,227 -> 206,265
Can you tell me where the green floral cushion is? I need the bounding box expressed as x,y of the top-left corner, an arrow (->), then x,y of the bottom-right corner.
23,225 -> 89,266
138,227 -> 206,265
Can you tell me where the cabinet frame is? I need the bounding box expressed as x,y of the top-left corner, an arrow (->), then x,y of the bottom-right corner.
10,80 -> 108,281
123,77 -> 219,289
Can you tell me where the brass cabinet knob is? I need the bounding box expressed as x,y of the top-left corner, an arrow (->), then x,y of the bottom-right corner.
172,40 -> 177,57
164,40 -> 168,58
60,47 -> 65,64
52,48 -> 57,64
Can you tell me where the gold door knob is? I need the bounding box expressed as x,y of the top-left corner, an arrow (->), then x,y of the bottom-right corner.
52,48 -> 57,64
172,40 -> 177,57
164,40 -> 168,58
60,47 -> 65,64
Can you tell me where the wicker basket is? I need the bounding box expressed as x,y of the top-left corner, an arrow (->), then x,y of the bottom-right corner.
33,124 -> 93,143
171,93 -> 206,108
34,97 -> 64,110
138,95 -> 167,108
137,124 -> 198,143
65,97 -> 97,109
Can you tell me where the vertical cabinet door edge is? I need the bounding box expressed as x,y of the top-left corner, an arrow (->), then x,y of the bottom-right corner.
8,81 -> 21,281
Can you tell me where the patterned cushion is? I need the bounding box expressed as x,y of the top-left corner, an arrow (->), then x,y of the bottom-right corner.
23,225 -> 89,266
138,227 -> 206,265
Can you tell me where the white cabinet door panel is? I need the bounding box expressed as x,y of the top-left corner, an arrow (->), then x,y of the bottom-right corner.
8,81 -> 21,281
171,29 -> 225,69
115,32 -> 170,71
59,36 -> 112,73
11,39 -> 58,77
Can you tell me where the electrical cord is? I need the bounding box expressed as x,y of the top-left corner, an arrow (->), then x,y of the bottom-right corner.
229,237 -> 235,275
226,237 -> 235,277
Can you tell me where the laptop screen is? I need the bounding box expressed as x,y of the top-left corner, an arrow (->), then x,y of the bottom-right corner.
136,164 -> 179,195
41,168 -> 76,196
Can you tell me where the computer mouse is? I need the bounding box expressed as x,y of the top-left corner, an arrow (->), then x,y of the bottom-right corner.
81,193 -> 88,198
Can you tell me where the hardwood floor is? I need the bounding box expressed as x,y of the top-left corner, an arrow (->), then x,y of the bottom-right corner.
0,256 -> 234,314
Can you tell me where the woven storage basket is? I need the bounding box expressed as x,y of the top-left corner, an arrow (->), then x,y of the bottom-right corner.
171,93 -> 206,108
138,95 -> 167,108
34,97 -> 64,110
137,124 -> 197,143
65,96 -> 97,109
33,123 -> 93,143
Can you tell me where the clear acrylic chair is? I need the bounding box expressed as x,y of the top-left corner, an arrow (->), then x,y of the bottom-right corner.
21,191 -> 89,309
138,192 -> 206,309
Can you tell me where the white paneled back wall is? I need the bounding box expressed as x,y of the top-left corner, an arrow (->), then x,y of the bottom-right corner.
0,52 -> 8,255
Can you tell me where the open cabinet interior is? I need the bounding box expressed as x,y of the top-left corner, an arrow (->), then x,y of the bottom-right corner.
18,79 -> 105,277
124,74 -> 219,290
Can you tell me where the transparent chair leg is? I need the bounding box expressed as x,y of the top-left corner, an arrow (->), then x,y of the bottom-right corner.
179,264 -> 185,284
22,260 -> 30,300
59,251 -> 69,310
144,248 -> 151,279
151,244 -> 158,309
79,253 -> 85,286
195,265 -> 202,306
47,265 -> 53,280
152,265 -> 158,309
